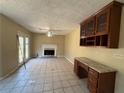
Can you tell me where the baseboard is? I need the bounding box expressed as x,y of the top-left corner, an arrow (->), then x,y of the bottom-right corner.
38,55 -> 64,58
0,66 -> 19,80
57,55 -> 64,58
0,57 -> 73,80
64,56 -> 74,65
0,58 -> 33,80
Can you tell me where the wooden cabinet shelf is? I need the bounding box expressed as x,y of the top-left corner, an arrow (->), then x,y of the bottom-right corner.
80,1 -> 123,48
80,34 -> 108,46
86,40 -> 95,42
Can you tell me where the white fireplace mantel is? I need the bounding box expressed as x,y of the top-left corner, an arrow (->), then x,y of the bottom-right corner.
39,44 -> 57,57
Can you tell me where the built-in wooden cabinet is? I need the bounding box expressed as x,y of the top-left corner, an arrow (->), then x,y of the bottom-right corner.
74,57 -> 116,93
80,1 -> 123,48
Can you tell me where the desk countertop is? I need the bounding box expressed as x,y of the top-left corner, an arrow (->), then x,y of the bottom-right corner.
75,57 -> 116,73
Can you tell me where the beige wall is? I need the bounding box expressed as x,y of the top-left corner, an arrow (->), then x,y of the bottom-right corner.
0,15 -> 2,77
32,33 -> 65,57
64,7 -> 124,93
0,14 -> 32,77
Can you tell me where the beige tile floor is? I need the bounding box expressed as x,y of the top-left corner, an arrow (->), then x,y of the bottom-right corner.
0,58 -> 90,93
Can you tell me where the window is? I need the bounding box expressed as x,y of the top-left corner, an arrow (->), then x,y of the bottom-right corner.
18,35 -> 30,64
25,37 -> 29,59
18,36 -> 24,64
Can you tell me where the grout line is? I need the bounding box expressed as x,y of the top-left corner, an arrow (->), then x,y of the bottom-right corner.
64,56 -> 74,65
0,58 -> 88,93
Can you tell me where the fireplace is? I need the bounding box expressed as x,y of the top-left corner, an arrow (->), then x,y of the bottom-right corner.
44,49 -> 55,56
38,44 -> 57,57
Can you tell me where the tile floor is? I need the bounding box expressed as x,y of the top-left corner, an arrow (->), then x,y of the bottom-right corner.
0,58 -> 90,93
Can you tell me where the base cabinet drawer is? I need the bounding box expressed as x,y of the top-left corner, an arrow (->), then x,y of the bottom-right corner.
88,85 -> 97,93
88,70 -> 98,90
74,60 -> 78,74
89,68 -> 99,78
88,77 -> 98,88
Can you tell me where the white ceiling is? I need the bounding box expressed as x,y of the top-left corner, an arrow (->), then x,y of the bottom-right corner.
0,0 -> 124,35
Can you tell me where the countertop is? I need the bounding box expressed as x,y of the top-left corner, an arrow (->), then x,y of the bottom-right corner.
75,57 -> 117,73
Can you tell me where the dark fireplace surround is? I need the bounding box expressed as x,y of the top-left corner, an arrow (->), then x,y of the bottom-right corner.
44,49 -> 55,56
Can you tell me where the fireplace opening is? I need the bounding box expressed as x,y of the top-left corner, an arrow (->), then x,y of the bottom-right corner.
44,50 -> 55,56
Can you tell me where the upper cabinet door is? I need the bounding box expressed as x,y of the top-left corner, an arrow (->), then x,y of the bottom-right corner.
80,16 -> 95,37
80,24 -> 86,37
85,17 -> 95,36
96,8 -> 110,35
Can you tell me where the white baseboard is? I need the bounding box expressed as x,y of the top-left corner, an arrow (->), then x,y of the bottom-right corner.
64,56 -> 74,65
38,55 -> 64,58
57,55 -> 64,58
0,66 -> 19,80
